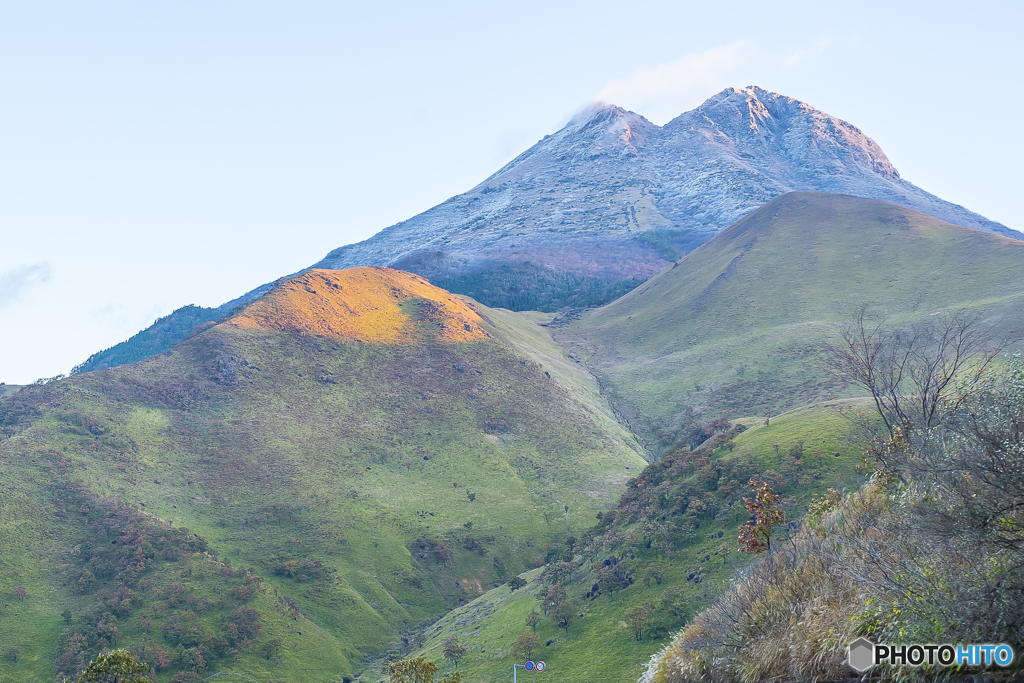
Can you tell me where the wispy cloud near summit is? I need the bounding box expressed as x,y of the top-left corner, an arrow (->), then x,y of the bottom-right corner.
595,36 -> 834,125
596,41 -> 761,124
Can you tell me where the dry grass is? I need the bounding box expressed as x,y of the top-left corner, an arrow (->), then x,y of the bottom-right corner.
645,456 -> 1024,683
641,490 -> 875,683
230,267 -> 491,344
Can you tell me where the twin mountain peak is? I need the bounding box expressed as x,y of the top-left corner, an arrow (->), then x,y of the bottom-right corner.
73,85 -> 1021,374
10,87 -> 1024,683
316,85 -> 1015,279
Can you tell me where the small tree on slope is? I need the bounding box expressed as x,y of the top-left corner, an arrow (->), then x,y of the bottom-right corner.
72,649 -> 150,683
737,479 -> 785,554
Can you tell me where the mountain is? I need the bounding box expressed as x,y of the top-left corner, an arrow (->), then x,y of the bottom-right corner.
71,283 -> 276,375
0,267 -> 645,682
72,86 -> 1018,375
555,191 -> 1024,451
314,86 -> 1019,311
14,194 -> 1024,682
340,192 -> 1024,683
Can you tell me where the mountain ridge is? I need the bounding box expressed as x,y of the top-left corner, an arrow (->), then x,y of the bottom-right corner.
316,86 -> 1018,286
71,86 -> 1019,375
71,281 -> 276,375
556,191 -> 1024,450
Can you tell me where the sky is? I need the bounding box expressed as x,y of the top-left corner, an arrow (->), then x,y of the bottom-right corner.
2,1 -> 1022,383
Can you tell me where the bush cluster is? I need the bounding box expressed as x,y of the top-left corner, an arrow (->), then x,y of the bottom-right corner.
52,486 -> 269,682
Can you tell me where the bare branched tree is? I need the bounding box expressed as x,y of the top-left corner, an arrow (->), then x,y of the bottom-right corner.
825,307 -> 1000,482
822,308 -> 1024,643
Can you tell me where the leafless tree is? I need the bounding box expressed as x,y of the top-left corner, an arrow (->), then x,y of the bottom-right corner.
823,309 -> 1024,642
825,307 -> 1001,482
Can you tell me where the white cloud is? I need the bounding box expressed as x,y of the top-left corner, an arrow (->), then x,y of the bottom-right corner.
594,36 -> 836,125
0,263 -> 51,310
595,40 -> 762,125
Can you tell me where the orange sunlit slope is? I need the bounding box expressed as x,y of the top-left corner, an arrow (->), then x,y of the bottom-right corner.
228,267 -> 491,344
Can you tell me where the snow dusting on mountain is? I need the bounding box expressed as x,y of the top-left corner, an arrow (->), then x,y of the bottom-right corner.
314,86 -> 1018,285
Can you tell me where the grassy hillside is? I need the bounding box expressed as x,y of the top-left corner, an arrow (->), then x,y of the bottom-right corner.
557,192 -> 1024,451
388,404 -> 870,683
0,268 -> 645,683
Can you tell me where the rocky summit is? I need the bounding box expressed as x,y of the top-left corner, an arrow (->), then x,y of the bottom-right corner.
313,86 -> 1018,310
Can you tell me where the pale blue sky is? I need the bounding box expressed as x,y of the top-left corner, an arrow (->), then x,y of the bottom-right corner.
2,1 -> 1022,383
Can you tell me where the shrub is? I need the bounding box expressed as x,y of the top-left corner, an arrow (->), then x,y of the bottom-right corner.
511,632 -> 541,661
75,648 -> 151,683
388,657 -> 462,683
737,480 -> 785,554
506,575 -> 527,591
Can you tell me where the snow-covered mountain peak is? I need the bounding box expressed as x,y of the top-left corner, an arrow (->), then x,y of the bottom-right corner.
483,103 -> 655,184
559,102 -> 654,153
688,85 -> 780,131
568,101 -> 632,125
314,86 -> 1017,299
663,85 -> 901,181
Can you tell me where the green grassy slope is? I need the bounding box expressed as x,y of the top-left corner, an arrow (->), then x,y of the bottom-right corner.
0,269 -> 645,682
389,404 -> 870,683
473,305 -> 644,463
558,192 -> 1024,451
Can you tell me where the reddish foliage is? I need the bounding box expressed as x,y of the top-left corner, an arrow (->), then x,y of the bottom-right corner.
737,480 -> 785,554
